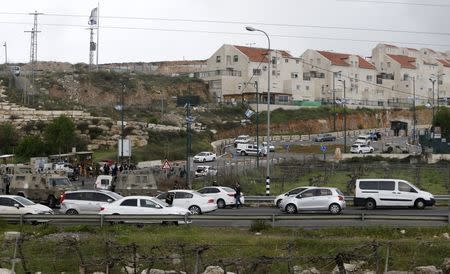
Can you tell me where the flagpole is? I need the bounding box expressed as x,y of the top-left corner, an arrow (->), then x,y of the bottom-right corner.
96,1 -> 99,70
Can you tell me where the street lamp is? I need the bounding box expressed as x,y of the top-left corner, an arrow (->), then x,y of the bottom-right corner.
407,76 -> 417,144
338,79 -> 347,153
2,42 -> 7,64
246,26 -> 271,196
429,78 -> 436,123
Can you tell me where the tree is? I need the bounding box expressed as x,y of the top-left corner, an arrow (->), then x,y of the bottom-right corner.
16,135 -> 47,158
433,108 -> 450,139
0,122 -> 19,154
44,115 -> 76,154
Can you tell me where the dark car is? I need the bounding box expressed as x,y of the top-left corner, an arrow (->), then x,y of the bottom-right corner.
314,134 -> 336,142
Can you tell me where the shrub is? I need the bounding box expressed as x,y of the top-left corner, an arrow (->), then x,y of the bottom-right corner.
88,127 -> 104,139
249,220 -> 270,232
77,122 -> 90,132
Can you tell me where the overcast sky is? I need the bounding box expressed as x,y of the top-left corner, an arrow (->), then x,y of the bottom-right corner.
1,0 -> 449,64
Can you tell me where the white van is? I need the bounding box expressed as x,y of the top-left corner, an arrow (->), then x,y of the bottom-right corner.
94,175 -> 113,190
354,179 -> 435,209
236,143 -> 264,156
354,135 -> 372,145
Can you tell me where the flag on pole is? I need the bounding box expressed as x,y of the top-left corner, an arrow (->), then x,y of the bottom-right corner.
88,8 -> 98,25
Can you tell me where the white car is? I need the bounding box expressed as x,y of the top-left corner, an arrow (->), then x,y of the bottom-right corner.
354,135 -> 372,145
0,195 -> 54,215
234,135 -> 251,145
279,187 -> 346,215
274,187 -> 312,207
262,141 -> 275,152
193,152 -> 216,163
194,166 -> 218,177
156,190 -> 217,214
99,196 -> 190,224
59,190 -> 123,215
197,186 -> 245,208
350,144 -> 374,154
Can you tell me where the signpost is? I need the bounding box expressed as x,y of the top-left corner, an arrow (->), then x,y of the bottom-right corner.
161,159 -> 171,171
320,145 -> 327,160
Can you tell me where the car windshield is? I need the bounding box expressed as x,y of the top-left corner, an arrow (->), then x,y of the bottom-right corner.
50,178 -> 72,186
352,145 -> 358,148
103,191 -> 123,200
196,167 -> 206,171
197,153 -> 206,156
222,187 -> 235,193
191,191 -> 205,197
13,196 -> 35,206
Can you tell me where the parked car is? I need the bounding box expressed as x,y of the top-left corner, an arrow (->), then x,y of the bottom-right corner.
197,186 -> 245,208
262,141 -> 275,152
314,134 -> 336,142
279,187 -> 346,214
156,190 -> 217,214
193,152 -> 216,163
236,143 -> 264,156
59,190 -> 123,215
0,195 -> 53,215
350,144 -> 374,154
99,196 -> 190,224
234,135 -> 251,146
273,186 -> 312,207
354,135 -> 372,145
354,179 -> 435,210
194,166 -> 218,177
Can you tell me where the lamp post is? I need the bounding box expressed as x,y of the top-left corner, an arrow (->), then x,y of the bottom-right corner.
338,79 -> 347,152
120,84 -> 125,163
408,76 -> 417,144
246,26 -> 271,196
255,81 -> 260,168
429,78 -> 436,123
332,71 -> 342,132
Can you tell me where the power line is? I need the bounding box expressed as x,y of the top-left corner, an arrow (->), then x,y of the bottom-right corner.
337,0 -> 450,7
1,12 -> 450,37
0,20 -> 449,48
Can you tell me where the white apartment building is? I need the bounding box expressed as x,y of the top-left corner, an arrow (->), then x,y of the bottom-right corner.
197,43 -> 449,108
198,44 -> 301,104
299,49 -> 378,106
371,44 -> 450,106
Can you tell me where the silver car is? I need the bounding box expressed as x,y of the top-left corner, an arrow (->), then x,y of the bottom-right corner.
279,187 -> 346,214
59,190 -> 123,215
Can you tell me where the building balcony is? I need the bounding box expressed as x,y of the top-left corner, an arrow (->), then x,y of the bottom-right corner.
194,69 -> 242,78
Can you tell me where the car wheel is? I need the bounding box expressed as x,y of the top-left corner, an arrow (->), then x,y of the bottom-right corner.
365,199 -> 376,210
370,149 -> 374,153
329,203 -> 341,215
240,151 -> 246,156
414,199 -> 425,209
189,205 -> 202,215
202,158 -> 206,163
66,209 -> 78,215
212,157 -> 216,161
217,199 -> 226,209
285,204 -> 297,214
358,150 -> 362,154
276,199 -> 282,208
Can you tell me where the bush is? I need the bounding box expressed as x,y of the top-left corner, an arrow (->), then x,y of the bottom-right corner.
77,122 -> 90,132
88,127 -> 104,139
16,135 -> 47,158
249,220 -> 270,232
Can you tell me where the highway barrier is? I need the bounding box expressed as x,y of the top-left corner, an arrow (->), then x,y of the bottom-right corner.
0,213 -> 449,228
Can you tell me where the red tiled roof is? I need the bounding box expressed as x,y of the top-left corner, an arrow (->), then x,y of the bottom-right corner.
437,59 -> 450,67
387,54 -> 416,69
317,51 -> 375,69
233,45 -> 292,62
357,56 -> 376,70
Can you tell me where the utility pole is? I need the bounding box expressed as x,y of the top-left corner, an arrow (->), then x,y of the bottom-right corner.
332,71 -> 342,132
412,76 -> 416,144
88,27 -> 96,70
25,11 -> 43,105
429,78 -> 436,123
2,42 -> 7,64
338,79 -> 347,152
255,81 -> 259,168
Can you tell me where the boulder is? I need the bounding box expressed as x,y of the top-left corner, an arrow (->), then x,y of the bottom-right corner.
169,253 -> 182,265
413,266 -> 440,274
202,266 -> 224,274
332,261 -> 366,273
442,233 -> 450,240
0,269 -> 12,274
442,258 -> 450,273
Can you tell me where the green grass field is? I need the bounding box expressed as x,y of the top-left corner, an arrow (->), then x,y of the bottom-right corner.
0,224 -> 448,273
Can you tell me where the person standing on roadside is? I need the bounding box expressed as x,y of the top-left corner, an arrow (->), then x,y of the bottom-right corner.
234,182 -> 242,209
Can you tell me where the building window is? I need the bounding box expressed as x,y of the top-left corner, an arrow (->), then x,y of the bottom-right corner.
305,86 -> 309,91
233,55 -> 238,62
366,75 -> 373,81
303,72 -> 311,81
272,70 -> 280,76
387,62 -> 391,68
296,85 -> 300,90
272,57 -> 277,65
296,60 -> 300,64
216,56 -> 221,63
253,69 -> 261,76
364,87 -> 369,92
317,58 -> 321,65
278,95 -> 289,102
403,74 -> 409,81
291,72 -> 299,79
285,58 -> 289,63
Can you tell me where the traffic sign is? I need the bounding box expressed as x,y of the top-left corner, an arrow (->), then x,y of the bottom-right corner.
161,160 -> 172,170
320,145 -> 327,152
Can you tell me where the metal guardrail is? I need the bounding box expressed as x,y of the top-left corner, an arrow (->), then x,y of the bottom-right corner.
245,195 -> 450,203
0,213 -> 449,228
